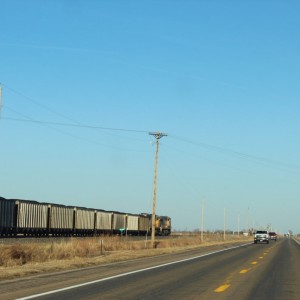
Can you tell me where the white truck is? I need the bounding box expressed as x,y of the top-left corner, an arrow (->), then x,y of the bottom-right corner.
254,230 -> 269,244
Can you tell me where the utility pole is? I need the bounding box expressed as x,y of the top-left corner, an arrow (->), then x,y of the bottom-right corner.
223,208 -> 226,241
201,200 -> 205,242
149,132 -> 167,248
238,212 -> 240,238
247,207 -> 250,235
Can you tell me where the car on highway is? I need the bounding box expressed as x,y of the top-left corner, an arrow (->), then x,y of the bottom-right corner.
254,230 -> 269,244
269,232 -> 277,241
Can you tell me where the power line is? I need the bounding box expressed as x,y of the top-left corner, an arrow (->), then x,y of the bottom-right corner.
2,83 -> 149,137
2,115 -> 148,134
3,112 -> 300,172
2,84 -> 299,171
1,83 -> 152,149
169,134 -> 300,171
4,114 -> 300,172
2,83 -> 84,125
2,108 -> 150,152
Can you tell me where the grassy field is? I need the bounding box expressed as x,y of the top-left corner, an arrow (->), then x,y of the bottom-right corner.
0,233 -> 252,280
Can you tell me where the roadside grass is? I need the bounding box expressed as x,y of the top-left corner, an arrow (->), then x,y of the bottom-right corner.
0,234 -> 251,280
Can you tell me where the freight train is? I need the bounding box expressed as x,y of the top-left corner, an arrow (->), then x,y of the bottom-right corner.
0,197 -> 171,237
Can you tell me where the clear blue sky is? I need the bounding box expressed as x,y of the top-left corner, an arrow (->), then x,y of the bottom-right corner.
1,1 -> 300,234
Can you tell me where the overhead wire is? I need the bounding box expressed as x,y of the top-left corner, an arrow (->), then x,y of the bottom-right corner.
2,116 -> 149,134
2,83 -> 84,126
168,134 -> 300,171
3,106 -> 300,171
2,106 -> 150,152
3,105 -> 299,172
2,82 -> 300,172
2,82 -> 150,142
1,82 -> 153,149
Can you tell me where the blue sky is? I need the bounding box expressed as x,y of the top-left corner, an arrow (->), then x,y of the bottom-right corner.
1,1 -> 300,233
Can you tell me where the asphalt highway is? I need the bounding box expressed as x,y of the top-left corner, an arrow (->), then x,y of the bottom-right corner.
1,238 -> 300,300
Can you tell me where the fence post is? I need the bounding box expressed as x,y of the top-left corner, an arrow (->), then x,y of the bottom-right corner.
100,239 -> 104,255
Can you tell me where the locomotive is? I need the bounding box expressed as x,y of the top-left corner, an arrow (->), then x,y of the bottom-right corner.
0,197 -> 171,237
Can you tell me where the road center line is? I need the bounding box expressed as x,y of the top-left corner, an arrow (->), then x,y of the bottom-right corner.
17,243 -> 252,300
239,269 -> 250,274
214,284 -> 230,292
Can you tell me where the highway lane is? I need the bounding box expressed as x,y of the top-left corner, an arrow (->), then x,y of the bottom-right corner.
241,238 -> 300,299
2,238 -> 300,299
0,241 -> 250,299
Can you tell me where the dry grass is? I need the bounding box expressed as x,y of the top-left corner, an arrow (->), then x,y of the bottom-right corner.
0,234 -> 252,280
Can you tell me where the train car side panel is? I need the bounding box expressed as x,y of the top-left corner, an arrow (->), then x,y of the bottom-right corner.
112,212 -> 126,233
138,215 -> 150,233
0,198 -> 16,236
95,210 -> 112,232
49,204 -> 74,235
74,208 -> 95,235
126,214 -> 139,234
16,200 -> 48,235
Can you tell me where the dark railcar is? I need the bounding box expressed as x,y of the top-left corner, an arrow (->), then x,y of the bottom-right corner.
0,197 -> 16,236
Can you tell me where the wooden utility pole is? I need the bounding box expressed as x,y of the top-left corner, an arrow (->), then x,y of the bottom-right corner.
247,207 -> 250,235
238,212 -> 240,238
201,200 -> 205,242
223,208 -> 226,241
149,132 -> 167,248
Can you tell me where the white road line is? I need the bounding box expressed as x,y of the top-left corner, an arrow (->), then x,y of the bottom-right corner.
292,238 -> 300,245
18,243 -> 252,300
